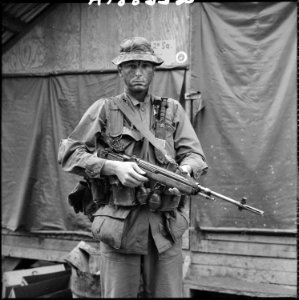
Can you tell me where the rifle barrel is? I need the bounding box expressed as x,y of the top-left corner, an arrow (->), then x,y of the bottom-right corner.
197,185 -> 264,216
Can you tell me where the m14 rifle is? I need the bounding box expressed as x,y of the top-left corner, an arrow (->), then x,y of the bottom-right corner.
98,149 -> 264,216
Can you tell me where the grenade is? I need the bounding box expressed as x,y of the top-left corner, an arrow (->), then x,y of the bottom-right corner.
148,192 -> 162,211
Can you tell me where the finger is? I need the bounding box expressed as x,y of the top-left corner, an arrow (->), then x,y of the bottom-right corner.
168,187 -> 181,196
131,165 -> 148,182
122,173 -> 146,187
130,173 -> 148,183
132,163 -> 147,176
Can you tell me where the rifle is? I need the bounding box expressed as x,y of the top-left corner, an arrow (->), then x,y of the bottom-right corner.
98,149 -> 264,216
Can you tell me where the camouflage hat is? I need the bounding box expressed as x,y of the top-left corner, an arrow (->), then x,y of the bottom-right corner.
112,37 -> 164,66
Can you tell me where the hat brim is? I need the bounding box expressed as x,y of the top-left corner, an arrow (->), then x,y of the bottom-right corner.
112,52 -> 164,66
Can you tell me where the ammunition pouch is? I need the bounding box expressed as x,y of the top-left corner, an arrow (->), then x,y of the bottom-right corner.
159,194 -> 181,211
109,176 -> 138,207
135,182 -> 182,212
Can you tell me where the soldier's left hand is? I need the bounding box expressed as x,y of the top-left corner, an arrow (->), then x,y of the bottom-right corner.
180,164 -> 192,176
167,187 -> 181,196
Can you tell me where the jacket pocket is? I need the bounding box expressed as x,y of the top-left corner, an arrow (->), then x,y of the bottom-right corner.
165,210 -> 189,243
109,126 -> 143,153
91,205 -> 131,249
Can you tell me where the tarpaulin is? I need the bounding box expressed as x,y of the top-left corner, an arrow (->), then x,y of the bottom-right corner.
2,69 -> 186,231
191,3 -> 297,230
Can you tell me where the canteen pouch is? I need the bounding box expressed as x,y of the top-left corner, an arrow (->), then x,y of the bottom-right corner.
91,205 -> 131,249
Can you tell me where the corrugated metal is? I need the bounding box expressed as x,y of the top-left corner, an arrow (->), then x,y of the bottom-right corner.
2,3 -> 49,29
1,3 -> 56,53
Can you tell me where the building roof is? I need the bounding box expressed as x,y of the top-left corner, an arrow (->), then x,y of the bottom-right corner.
2,3 -> 59,54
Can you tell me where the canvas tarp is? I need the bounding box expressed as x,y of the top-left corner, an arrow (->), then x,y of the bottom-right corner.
190,2 -> 297,230
2,3 -> 297,233
2,69 -> 186,231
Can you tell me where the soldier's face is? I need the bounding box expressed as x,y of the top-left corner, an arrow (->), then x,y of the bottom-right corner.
119,60 -> 155,93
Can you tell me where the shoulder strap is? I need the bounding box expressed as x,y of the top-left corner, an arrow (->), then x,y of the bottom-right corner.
113,95 -> 176,165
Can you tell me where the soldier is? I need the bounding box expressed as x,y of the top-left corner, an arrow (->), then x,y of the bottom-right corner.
58,37 -> 208,298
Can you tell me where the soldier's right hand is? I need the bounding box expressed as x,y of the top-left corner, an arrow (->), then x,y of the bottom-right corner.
115,161 -> 148,188
102,160 -> 148,188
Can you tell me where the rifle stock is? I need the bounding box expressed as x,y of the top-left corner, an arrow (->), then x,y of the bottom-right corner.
98,149 -> 264,216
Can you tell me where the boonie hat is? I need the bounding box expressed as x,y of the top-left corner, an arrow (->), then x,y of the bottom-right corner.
112,37 -> 164,66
